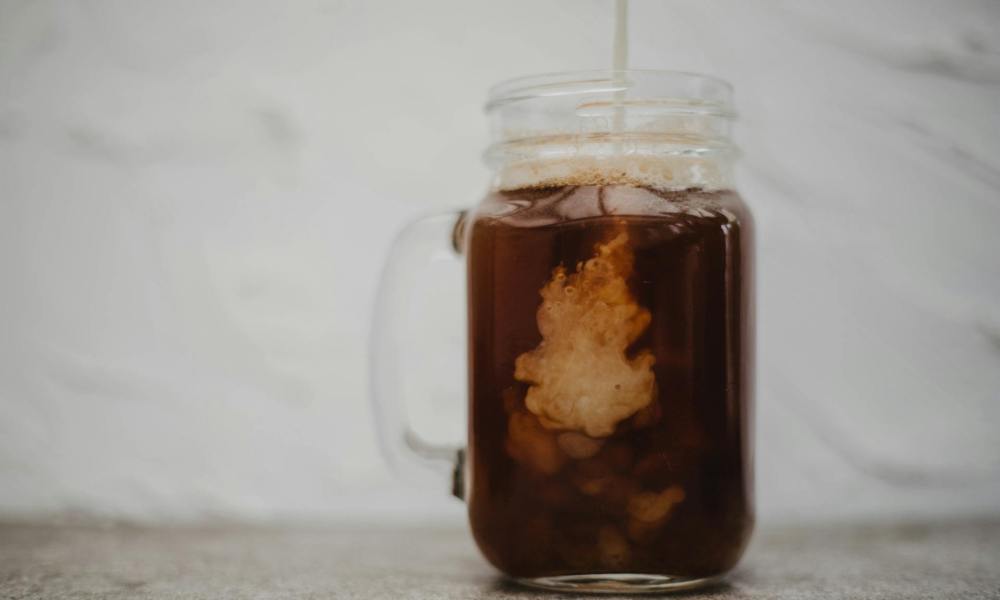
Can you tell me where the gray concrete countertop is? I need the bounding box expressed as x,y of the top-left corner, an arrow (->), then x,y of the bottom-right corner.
1,519 -> 998,599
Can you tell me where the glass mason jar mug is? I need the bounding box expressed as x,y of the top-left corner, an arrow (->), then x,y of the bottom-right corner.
372,70 -> 754,593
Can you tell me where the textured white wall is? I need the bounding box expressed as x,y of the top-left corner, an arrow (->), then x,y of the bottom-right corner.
1,0 -> 999,524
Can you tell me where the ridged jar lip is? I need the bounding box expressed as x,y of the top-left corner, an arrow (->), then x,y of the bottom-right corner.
485,69 -> 736,117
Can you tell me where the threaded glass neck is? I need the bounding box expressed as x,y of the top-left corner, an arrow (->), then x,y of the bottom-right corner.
484,70 -> 737,191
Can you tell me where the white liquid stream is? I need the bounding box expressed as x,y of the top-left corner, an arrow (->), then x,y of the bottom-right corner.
612,0 -> 628,134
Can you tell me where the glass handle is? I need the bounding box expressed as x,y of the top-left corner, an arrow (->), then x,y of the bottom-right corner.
370,211 -> 468,499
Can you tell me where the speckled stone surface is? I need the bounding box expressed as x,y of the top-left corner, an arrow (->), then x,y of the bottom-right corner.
1,519 -> 998,599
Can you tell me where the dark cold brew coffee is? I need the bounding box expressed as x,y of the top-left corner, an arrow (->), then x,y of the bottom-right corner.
466,183 -> 753,579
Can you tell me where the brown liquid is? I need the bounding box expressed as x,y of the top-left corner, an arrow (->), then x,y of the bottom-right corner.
465,184 -> 754,578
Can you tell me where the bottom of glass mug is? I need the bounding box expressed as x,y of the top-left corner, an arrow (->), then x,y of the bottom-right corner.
513,572 -> 722,594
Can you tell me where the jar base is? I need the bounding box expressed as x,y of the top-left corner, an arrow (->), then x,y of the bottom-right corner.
513,573 -> 722,595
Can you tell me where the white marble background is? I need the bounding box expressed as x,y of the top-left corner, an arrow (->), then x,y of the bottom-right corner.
1,0 -> 998,524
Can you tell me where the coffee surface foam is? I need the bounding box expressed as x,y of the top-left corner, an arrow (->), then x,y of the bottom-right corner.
496,154 -> 730,192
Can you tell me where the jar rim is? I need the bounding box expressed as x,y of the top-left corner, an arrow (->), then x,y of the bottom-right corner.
485,69 -> 735,116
